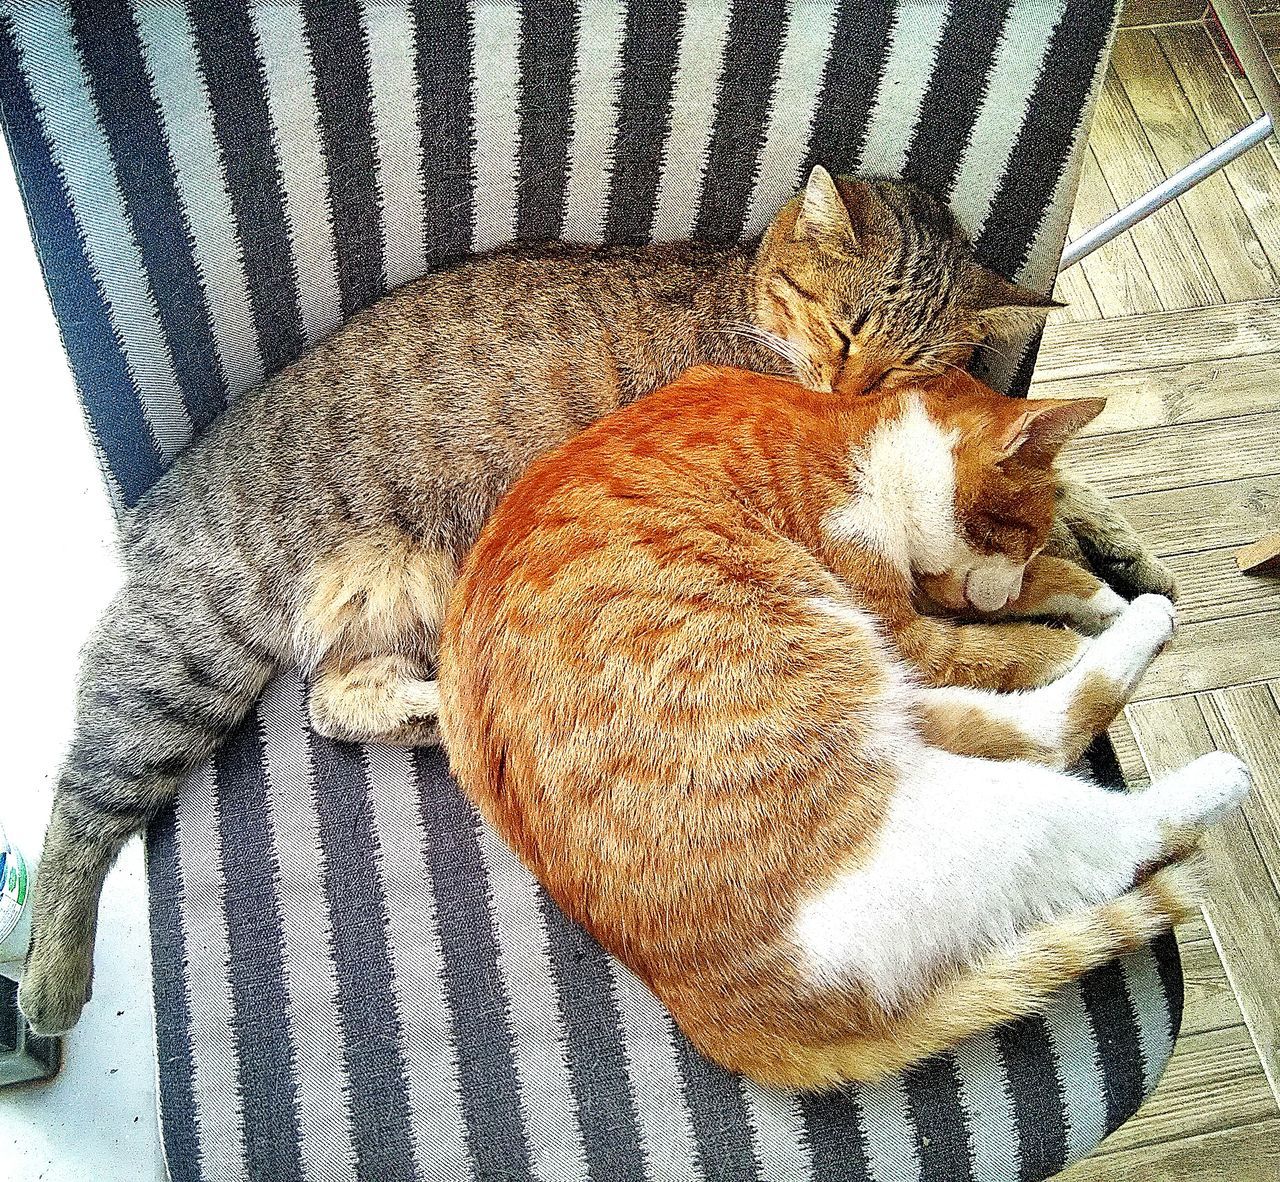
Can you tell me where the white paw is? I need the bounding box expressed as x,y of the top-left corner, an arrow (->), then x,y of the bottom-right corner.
1079,594 -> 1176,690
1124,594 -> 1178,646
1036,585 -> 1126,635
1081,584 -> 1127,632
1151,751 -> 1251,830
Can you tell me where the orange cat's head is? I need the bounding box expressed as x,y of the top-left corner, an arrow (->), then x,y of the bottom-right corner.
898,383 -> 1106,611
754,167 -> 1059,394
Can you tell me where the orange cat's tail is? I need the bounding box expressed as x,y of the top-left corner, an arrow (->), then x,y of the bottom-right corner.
734,858 -> 1203,1092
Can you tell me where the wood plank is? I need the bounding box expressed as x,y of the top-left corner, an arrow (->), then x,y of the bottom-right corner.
1180,931 -> 1251,1036
1179,911 -> 1215,946
1089,66 -> 1223,309
1053,152 -> 1107,323
1156,23 -> 1280,277
1037,298 -> 1280,380
1204,684 -> 1280,899
1031,354 -> 1280,436
1111,475 -> 1280,557
1109,710 -> 1149,785
1202,686 -> 1280,1095
1060,411 -> 1280,497
1060,1118 -> 1280,1182
1128,685 -> 1220,771
1052,258 -> 1104,324
1111,30 -> 1278,301
1163,544 -> 1280,624
1221,39 -> 1280,174
1129,695 -> 1280,1102
1128,611 -> 1280,699
1118,0 -> 1207,27
1258,10 -> 1280,50
1063,145 -> 1163,318
1083,1024 -> 1277,1156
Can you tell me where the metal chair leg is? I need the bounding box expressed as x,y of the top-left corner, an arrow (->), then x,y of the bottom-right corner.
1060,0 -> 1278,272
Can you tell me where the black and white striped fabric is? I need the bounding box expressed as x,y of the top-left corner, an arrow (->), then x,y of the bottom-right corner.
0,2 -> 1182,1180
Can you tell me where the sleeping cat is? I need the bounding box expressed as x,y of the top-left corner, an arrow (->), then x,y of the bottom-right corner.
19,167 -> 1172,1035
437,365 -> 1249,1089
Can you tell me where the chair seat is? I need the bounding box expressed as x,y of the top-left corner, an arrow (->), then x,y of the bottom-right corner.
147,671 -> 1181,1182
1,0 -> 1156,1175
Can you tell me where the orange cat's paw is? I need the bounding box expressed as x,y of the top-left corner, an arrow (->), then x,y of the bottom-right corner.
1050,582 -> 1126,635
1149,752 -> 1251,833
1078,593 -> 1176,698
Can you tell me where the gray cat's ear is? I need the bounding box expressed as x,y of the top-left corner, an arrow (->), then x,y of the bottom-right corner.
969,265 -> 1063,327
794,166 -> 857,248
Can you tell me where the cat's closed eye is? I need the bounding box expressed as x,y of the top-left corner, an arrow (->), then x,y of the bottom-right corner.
971,512 -> 1036,553
832,327 -> 852,361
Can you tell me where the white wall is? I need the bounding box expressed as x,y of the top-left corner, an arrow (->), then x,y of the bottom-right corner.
0,143 -> 165,1182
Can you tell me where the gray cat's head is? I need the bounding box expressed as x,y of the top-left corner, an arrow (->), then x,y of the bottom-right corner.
751,167 -> 1059,392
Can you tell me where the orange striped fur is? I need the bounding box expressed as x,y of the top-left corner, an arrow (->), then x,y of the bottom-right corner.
437,366 -> 1248,1089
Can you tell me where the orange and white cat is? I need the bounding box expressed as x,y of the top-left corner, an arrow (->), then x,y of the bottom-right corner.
437,365 -> 1250,1091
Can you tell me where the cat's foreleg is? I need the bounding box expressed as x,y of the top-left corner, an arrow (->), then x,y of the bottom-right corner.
893,613 -> 1086,691
914,593 -> 1175,765
992,553 -> 1127,635
1052,471 -> 1178,600
20,583 -> 275,1034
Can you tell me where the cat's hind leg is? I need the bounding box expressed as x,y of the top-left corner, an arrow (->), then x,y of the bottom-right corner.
791,745 -> 1250,1086
20,581 -> 276,1034
308,652 -> 441,746
747,859 -> 1206,1089
915,592 -> 1176,766
295,530 -> 455,746
770,746 -> 1249,1089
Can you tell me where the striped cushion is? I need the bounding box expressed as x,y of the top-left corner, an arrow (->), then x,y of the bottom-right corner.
0,2 -> 1180,1180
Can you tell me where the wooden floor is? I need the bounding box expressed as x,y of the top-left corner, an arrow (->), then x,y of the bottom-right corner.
1033,12 -> 1280,1179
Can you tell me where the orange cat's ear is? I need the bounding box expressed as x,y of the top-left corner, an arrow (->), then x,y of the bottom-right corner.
794,166 -> 857,251
998,398 -> 1106,464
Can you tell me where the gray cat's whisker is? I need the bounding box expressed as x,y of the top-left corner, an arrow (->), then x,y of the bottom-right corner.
723,322 -> 803,363
926,358 -> 974,379
721,324 -> 807,378
922,340 -> 1008,360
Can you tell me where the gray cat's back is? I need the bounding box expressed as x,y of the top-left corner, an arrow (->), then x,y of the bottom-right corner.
134,246 -> 634,540
126,239 -> 739,591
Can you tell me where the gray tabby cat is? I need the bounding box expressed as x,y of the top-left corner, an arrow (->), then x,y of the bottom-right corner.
18,168 -> 1174,1035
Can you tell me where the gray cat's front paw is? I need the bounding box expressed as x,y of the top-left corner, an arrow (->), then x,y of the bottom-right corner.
18,947 -> 92,1036
1075,536 -> 1179,602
